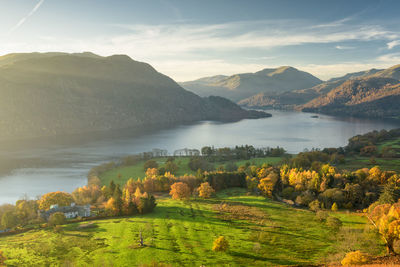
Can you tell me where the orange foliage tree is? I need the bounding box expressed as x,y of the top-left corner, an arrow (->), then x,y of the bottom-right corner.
369,202 -> 400,254
38,191 -> 74,210
169,182 -> 191,200
198,182 -> 215,199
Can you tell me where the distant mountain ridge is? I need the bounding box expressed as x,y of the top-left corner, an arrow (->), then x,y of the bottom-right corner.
240,65 -> 400,120
0,52 -> 268,141
180,66 -> 322,102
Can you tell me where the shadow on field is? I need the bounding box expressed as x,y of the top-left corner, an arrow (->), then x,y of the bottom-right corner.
228,251 -> 299,265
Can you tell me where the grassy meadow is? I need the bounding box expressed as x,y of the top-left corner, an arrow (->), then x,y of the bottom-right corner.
99,157 -> 285,186
0,188 -> 383,266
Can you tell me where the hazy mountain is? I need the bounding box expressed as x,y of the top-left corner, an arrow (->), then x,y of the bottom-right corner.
239,80 -> 343,109
327,69 -> 383,82
239,66 -> 399,110
0,52 -> 268,141
301,76 -> 400,119
180,66 -> 322,102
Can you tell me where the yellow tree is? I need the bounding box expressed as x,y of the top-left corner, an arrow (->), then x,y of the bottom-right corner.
198,182 -> 215,199
38,191 -> 74,210
169,182 -> 191,200
369,202 -> 400,254
258,172 -> 279,197
212,236 -> 229,252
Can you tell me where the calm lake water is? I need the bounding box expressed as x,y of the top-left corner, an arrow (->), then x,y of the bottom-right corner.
0,110 -> 399,204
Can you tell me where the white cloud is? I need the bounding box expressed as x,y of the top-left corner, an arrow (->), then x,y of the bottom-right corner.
387,40 -> 400,49
9,0 -> 45,33
335,45 -> 355,50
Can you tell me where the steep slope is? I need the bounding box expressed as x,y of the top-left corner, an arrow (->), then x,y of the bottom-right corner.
0,52 -> 268,141
180,66 -> 322,102
239,66 -> 398,110
301,77 -> 400,119
239,80 -> 343,109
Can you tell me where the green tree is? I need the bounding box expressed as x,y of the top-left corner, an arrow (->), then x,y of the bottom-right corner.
1,211 -> 18,229
48,212 -> 66,226
144,160 -> 158,171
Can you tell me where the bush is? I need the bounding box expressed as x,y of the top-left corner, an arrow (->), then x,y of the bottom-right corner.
341,250 -> 371,265
48,212 -> 66,226
212,236 -> 229,252
144,160 -> 158,171
315,211 -> 328,222
326,216 -> 342,230
282,187 -> 295,200
331,202 -> 339,211
309,200 -> 321,211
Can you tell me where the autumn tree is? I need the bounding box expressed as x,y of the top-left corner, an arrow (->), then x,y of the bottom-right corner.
169,182 -> 191,200
212,236 -> 229,252
198,182 -> 215,199
369,202 -> 400,254
341,251 -> 371,266
38,191 -> 74,211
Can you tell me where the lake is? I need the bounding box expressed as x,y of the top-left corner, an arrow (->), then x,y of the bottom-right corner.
0,110 -> 399,204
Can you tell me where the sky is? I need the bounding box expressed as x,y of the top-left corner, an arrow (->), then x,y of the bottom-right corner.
0,0 -> 400,81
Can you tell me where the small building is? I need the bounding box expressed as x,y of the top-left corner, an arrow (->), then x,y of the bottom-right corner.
173,148 -> 200,156
39,203 -> 91,220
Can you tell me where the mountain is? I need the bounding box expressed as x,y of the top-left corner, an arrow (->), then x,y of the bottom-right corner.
327,69 -> 383,82
180,66 -> 323,102
238,80 -> 343,109
301,76 -> 400,119
239,66 -> 398,110
0,52 -> 269,141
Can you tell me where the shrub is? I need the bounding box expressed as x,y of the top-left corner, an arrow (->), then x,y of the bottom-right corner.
341,250 -> 371,266
48,212 -> 66,226
326,216 -> 342,230
282,187 -> 295,200
198,182 -> 215,199
331,202 -> 339,211
315,211 -> 328,222
144,160 -> 158,171
309,200 -> 321,211
212,236 -> 229,252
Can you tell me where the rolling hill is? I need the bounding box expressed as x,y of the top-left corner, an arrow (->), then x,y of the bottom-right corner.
0,52 -> 268,141
180,66 -> 322,102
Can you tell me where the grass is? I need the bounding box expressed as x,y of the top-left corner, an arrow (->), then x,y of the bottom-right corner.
0,188 -> 383,266
99,157 -> 285,186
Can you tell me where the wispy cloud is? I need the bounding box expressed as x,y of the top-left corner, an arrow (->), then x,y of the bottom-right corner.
387,40 -> 400,49
9,0 -> 45,33
335,45 -> 355,50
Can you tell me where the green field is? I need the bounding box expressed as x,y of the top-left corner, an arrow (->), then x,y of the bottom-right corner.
100,157 -> 285,186
0,188 -> 382,266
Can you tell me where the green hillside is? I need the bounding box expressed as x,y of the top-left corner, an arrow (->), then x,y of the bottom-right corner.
0,188 -> 379,266
0,52 -> 268,141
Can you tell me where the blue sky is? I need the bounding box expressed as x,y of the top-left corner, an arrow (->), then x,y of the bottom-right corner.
0,0 -> 400,81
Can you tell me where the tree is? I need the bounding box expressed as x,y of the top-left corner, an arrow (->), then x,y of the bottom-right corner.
1,211 -> 18,229
169,182 -> 191,200
368,202 -> 400,254
48,212 -> 66,226
144,160 -> 158,171
164,161 -> 178,175
212,236 -> 229,252
331,202 -> 338,211
309,200 -> 321,212
198,182 -> 215,199
38,191 -> 74,210
378,183 -> 398,204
